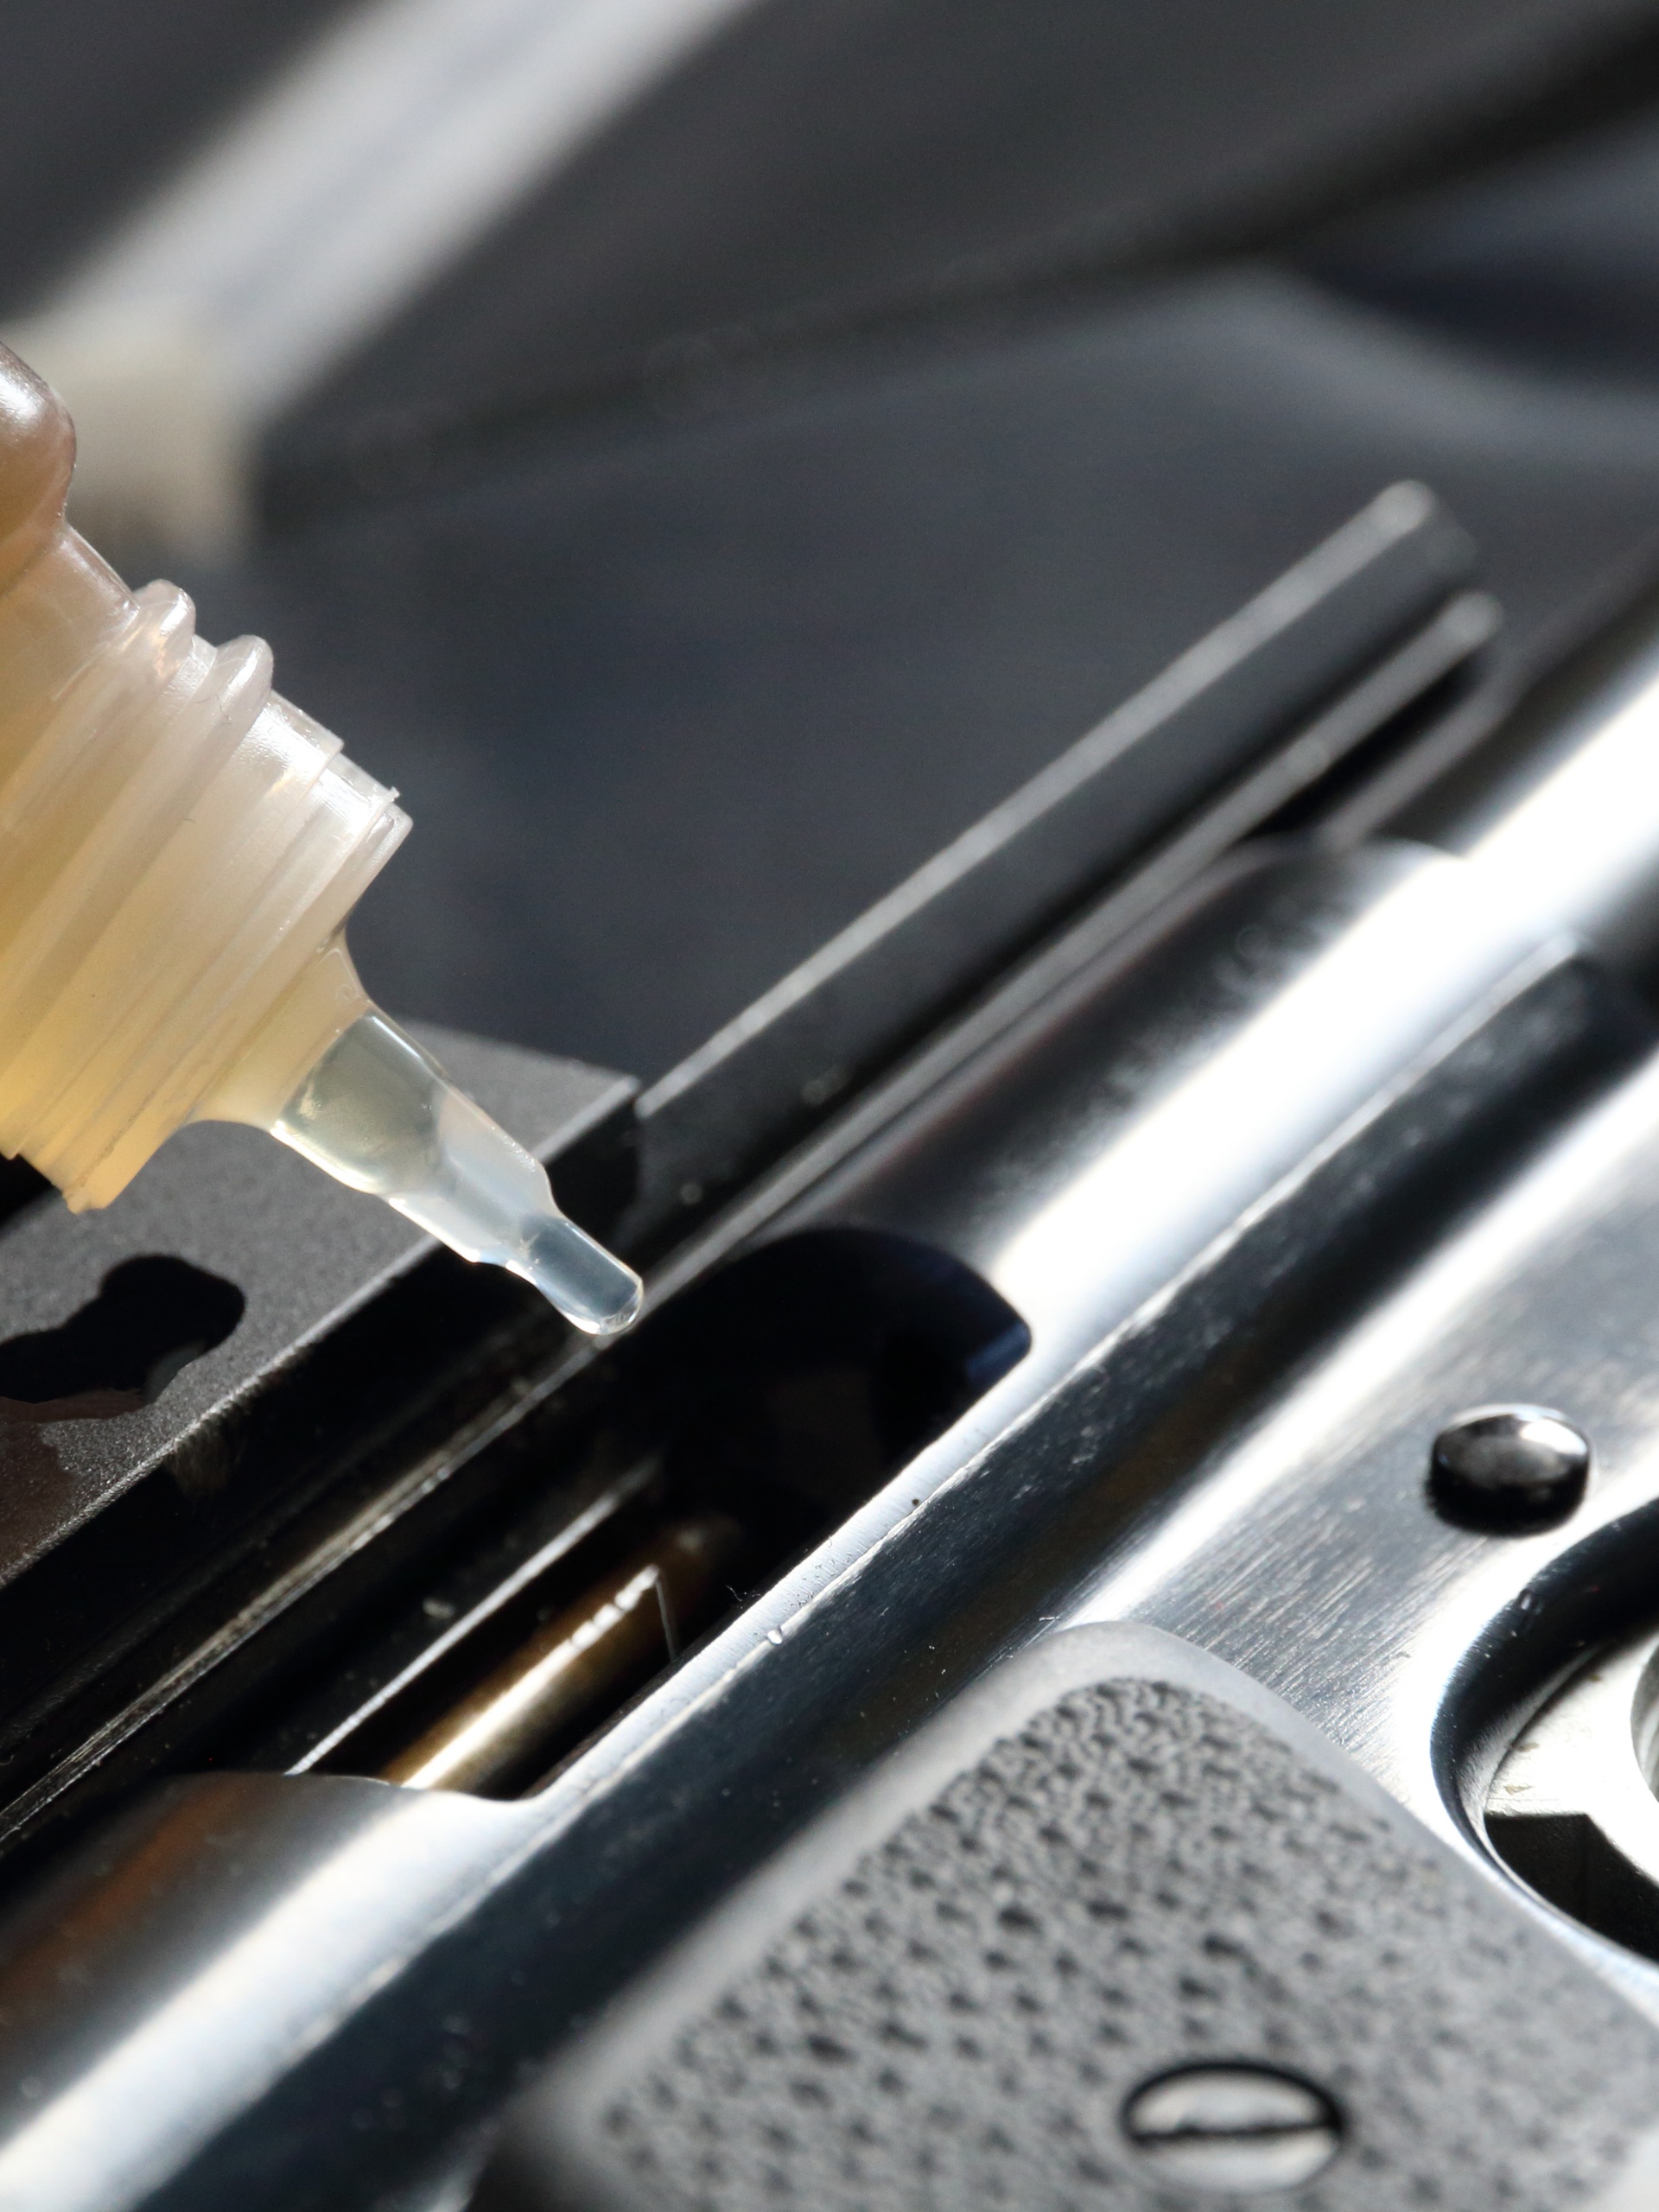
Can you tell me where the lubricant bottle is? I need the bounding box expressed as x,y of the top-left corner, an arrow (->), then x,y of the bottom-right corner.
0,343 -> 640,1335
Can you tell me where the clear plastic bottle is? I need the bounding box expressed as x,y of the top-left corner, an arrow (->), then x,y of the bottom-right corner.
0,343 -> 640,1337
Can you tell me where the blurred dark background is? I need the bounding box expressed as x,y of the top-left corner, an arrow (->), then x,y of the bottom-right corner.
6,0 -> 1659,1080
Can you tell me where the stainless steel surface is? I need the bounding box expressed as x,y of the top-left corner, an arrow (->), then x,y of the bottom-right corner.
1062,1031 -> 1659,2011
1121,2067 -> 1342,2193
0,1772 -> 518,2212
798,836 -> 1577,1380
1400,588 -> 1659,981
1485,1619 -> 1659,1957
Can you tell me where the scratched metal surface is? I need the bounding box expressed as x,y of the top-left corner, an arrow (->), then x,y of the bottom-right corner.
1071,1027 -> 1659,2013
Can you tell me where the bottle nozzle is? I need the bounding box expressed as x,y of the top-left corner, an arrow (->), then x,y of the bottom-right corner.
270,1010 -> 642,1337
0,340 -> 639,1300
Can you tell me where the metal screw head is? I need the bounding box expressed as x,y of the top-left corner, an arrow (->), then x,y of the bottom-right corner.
1429,1405 -> 1591,1532
1121,2063 -> 1341,2192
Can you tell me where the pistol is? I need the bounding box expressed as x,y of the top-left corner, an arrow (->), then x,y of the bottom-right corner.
0,482 -> 1654,2206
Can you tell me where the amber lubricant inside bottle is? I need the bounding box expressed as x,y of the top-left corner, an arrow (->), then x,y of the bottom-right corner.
0,345 -> 639,1336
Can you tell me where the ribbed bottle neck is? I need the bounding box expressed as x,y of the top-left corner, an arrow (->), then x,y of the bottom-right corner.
0,524 -> 408,1208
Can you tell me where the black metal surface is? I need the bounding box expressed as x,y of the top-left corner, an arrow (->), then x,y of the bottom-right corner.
0,1027 -> 633,1870
480,1626 -> 1659,2212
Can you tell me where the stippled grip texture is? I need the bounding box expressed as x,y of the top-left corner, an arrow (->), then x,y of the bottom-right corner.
577,1679 -> 1654,2210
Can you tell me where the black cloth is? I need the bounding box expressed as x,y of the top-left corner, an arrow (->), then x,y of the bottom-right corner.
190,256 -> 1659,1077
